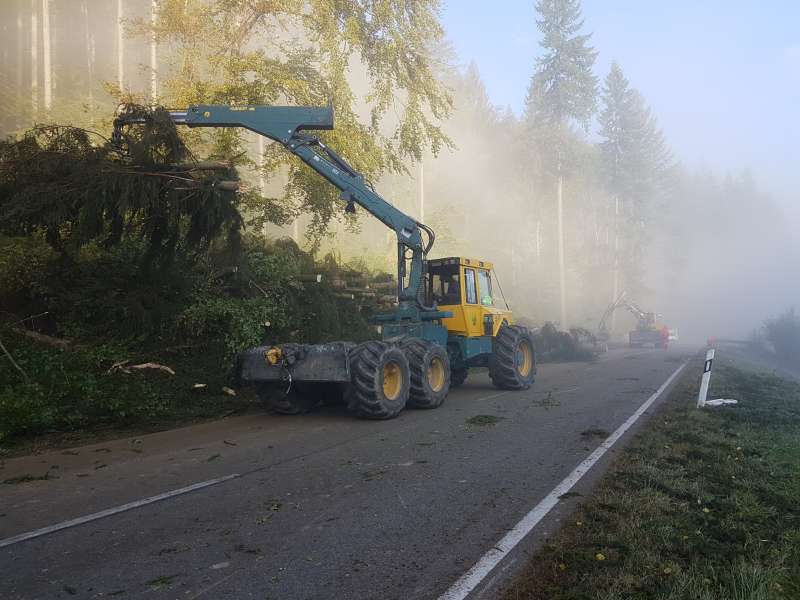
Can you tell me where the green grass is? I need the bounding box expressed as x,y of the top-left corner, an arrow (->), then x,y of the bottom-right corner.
501,359 -> 800,600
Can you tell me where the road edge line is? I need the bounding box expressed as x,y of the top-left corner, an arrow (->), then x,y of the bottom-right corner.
438,361 -> 688,600
0,473 -> 240,549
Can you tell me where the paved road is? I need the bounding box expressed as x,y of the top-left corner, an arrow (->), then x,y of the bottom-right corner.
0,345 -> 694,599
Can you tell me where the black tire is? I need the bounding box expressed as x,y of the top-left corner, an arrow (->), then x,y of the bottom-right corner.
346,341 -> 410,419
256,382 -> 320,415
451,367 -> 468,388
400,338 -> 450,409
489,324 -> 536,390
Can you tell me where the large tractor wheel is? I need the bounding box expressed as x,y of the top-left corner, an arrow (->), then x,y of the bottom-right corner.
450,368 -> 468,388
400,339 -> 450,409
256,383 -> 320,415
489,324 -> 536,390
346,341 -> 410,419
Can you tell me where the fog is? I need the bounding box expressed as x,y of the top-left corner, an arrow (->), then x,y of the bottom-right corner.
1,0 -> 797,345
439,0 -> 800,343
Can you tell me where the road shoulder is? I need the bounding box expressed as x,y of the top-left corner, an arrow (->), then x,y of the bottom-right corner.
495,353 -> 800,600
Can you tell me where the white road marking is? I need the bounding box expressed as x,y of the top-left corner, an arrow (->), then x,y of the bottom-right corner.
476,391 -> 509,402
558,386 -> 581,393
438,361 -> 687,600
0,474 -> 239,549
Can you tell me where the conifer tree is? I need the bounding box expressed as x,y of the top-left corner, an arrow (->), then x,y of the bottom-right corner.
598,61 -> 670,316
524,0 -> 598,326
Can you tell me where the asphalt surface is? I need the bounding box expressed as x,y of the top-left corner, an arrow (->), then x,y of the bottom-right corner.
0,345 -> 694,599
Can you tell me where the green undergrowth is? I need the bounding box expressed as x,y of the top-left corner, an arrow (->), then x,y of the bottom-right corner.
502,359 -> 800,600
0,234 -> 383,448
0,328 -> 245,449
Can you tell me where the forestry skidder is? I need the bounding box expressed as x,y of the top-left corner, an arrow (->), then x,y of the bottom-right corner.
114,104 -> 536,419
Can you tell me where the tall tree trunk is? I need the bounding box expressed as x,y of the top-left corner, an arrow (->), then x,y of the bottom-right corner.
557,170 -> 566,327
418,161 -> 425,222
41,0 -> 51,114
117,0 -> 124,91
610,195 -> 621,334
81,0 -> 94,121
1,8 -> 9,108
16,0 -> 24,120
150,0 -> 158,102
30,0 -> 38,118
257,134 -> 266,197
535,219 -> 541,263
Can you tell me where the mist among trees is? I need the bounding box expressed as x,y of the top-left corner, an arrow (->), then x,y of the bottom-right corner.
0,0 -> 795,343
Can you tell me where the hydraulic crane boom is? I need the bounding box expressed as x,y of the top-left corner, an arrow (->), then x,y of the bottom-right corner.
597,292 -> 657,340
112,104 -> 436,317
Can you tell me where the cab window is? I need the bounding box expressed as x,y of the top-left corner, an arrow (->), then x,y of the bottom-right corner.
477,270 -> 493,306
464,268 -> 478,304
430,265 -> 461,305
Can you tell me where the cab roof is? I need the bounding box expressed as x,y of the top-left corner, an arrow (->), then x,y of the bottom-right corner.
427,257 -> 494,270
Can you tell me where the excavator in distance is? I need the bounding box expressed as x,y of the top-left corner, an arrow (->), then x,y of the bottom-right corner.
113,104 -> 536,419
597,292 -> 670,349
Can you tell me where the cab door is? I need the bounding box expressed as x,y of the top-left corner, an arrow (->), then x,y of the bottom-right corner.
461,267 -> 484,337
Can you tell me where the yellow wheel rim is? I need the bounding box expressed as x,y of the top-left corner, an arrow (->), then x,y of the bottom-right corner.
383,361 -> 402,401
427,357 -> 446,392
516,341 -> 533,377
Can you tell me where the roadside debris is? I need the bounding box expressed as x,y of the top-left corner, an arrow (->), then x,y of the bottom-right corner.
703,399 -> 739,407
580,427 -> 610,439
527,322 -> 597,362
466,415 -> 504,426
107,361 -> 175,376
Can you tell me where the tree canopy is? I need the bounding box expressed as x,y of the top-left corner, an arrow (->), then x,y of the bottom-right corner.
134,0 -> 454,240
525,0 -> 598,132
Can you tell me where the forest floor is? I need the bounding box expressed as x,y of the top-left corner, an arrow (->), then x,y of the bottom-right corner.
500,354 -> 800,600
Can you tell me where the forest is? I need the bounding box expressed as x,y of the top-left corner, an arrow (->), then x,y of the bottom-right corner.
0,0 -> 794,442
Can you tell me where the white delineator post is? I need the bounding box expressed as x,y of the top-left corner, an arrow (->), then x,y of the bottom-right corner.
697,348 -> 715,408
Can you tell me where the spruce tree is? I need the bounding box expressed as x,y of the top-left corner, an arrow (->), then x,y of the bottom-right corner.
526,0 -> 598,131
598,61 -> 671,319
524,0 -> 598,327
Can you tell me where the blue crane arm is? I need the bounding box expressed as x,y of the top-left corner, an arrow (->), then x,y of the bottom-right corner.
114,104 -> 434,312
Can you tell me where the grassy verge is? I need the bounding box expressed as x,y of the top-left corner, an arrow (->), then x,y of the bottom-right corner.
502,358 -> 800,599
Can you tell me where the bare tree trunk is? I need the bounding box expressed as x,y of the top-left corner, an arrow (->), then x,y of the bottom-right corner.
610,195 -> 620,334
30,0 -> 38,118
16,0 -> 23,119
1,10 -> 9,103
557,171 -> 567,327
117,0 -> 124,91
418,161 -> 425,222
81,0 -> 95,121
257,135 -> 266,196
150,0 -> 158,102
41,0 -> 51,114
